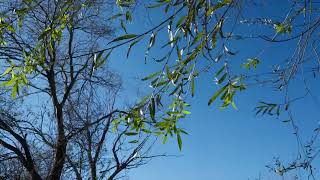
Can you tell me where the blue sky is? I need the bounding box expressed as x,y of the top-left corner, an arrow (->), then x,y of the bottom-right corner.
106,1 -> 320,179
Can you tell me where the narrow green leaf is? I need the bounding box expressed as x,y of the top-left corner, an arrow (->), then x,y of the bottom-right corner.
95,50 -> 112,68
142,129 -> 152,133
129,140 -> 139,143
154,80 -> 169,88
180,129 -> 189,135
125,11 -> 132,21
163,135 -> 168,144
182,110 -> 191,114
176,15 -> 186,28
141,71 -> 161,81
165,65 -> 171,79
231,101 -> 238,110
149,98 -> 156,122
111,34 -> 137,43
208,85 -> 228,105
11,82 -> 19,98
120,20 -> 127,33
125,132 -> 138,136
191,32 -> 204,46
216,66 -> 225,77
184,50 -> 198,64
169,83 -> 180,96
177,133 -> 182,151
38,27 -> 51,40
1,66 -> 13,77
127,40 -> 140,58
217,73 -> 227,84
191,76 -> 195,97
3,77 -> 17,87
137,94 -> 151,107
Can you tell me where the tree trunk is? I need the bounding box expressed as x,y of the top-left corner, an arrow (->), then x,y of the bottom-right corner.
30,170 -> 42,180
90,163 -> 97,180
49,106 -> 67,180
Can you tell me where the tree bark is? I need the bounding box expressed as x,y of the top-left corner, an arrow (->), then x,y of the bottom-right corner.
47,65 -> 67,180
48,105 -> 67,180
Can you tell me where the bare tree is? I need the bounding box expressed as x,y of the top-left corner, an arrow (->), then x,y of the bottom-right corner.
62,75 -> 160,179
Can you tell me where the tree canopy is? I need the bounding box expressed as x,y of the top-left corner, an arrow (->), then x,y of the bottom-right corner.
1,0 -> 320,179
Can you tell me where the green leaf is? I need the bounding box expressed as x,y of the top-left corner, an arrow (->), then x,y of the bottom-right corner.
1,66 -> 13,77
156,94 -> 163,107
129,140 -> 139,143
208,85 -> 228,105
142,129 -> 152,133
242,58 -> 260,70
125,132 -> 138,136
180,129 -> 189,135
2,77 -> 17,87
111,34 -> 137,43
95,50 -> 112,69
206,0 -> 231,17
20,73 -> 28,85
154,80 -> 169,88
38,27 -> 52,40
176,15 -> 186,28
120,20 -> 127,33
274,23 -> 285,34
137,94 -> 151,107
176,46 -> 182,61
182,110 -> 191,115
183,50 -> 198,64
141,71 -> 161,81
149,98 -> 156,122
191,76 -> 195,97
127,39 -> 140,58
231,101 -> 238,110
177,133 -> 182,151
125,11 -> 132,21
216,66 -> 225,77
163,135 -> 168,144
191,32 -> 204,46
217,73 -> 227,84
161,35 -> 178,48
11,82 -> 19,99
165,65 -> 171,79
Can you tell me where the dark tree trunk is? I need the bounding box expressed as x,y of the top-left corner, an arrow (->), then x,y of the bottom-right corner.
48,106 -> 67,180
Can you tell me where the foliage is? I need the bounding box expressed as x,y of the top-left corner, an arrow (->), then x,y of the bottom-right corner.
1,0 -> 320,178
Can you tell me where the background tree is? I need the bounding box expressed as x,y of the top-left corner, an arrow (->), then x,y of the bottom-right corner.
0,0 -> 162,179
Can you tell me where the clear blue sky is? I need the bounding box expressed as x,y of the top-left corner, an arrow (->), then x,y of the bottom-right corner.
107,1 -> 320,179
